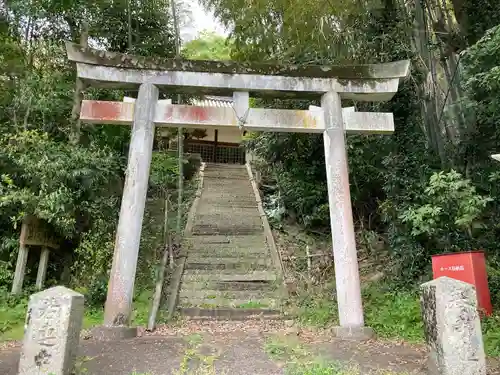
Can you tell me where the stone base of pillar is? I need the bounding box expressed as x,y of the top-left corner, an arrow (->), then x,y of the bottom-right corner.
331,326 -> 374,341
90,326 -> 138,341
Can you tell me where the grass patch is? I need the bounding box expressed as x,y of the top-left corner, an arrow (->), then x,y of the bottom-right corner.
265,335 -> 416,375
264,335 -> 358,375
289,281 -> 500,357
175,331 -> 220,375
0,288 -> 160,341
237,300 -> 268,308
482,314 -> 500,357
83,308 -> 104,329
285,360 -> 355,375
185,333 -> 204,346
288,281 -> 338,328
362,284 -> 424,343
264,335 -> 309,360
0,290 -> 29,341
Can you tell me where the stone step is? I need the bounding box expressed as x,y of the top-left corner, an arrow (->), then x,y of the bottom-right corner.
206,163 -> 247,169
179,296 -> 279,309
200,196 -> 256,203
186,255 -> 270,269
205,185 -> 252,189
194,211 -> 261,219
198,203 -> 258,209
185,260 -> 270,271
191,228 -> 264,236
184,240 -> 268,253
186,240 -> 268,254
202,186 -> 253,191
184,243 -> 269,257
187,243 -> 269,260
192,219 -> 263,229
204,179 -> 251,184
192,218 -> 262,224
179,289 -> 278,302
204,184 -> 251,187
197,205 -> 259,212
179,307 -> 282,320
202,192 -> 254,198
188,251 -> 268,261
199,194 -> 256,200
181,279 -> 278,292
203,174 -> 249,180
189,248 -> 268,258
183,270 -> 277,283
185,234 -> 268,246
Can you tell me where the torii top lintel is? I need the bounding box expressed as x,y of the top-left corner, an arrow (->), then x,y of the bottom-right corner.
66,42 -> 410,102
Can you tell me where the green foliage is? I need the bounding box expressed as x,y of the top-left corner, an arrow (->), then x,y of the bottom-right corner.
461,25 -> 500,167
398,170 -> 491,244
462,1 -> 500,45
0,0 -> 178,294
0,130 -> 121,238
0,288 -> 29,340
85,276 -> 109,308
182,31 -> 232,60
72,221 -> 116,291
483,315 -> 500,357
383,170 -> 492,283
203,0 -> 374,62
149,151 -> 180,195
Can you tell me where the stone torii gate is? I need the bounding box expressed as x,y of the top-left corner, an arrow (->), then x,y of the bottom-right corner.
66,42 -> 410,339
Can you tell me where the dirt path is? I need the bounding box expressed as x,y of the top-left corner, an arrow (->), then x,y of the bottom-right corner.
0,321 -> 498,375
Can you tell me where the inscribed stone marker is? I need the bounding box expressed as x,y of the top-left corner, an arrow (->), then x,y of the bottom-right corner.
420,277 -> 486,375
18,286 -> 84,375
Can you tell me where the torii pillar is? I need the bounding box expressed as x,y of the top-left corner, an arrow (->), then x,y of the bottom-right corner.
66,41 -> 409,340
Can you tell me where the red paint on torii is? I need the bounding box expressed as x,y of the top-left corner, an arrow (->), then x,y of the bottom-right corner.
81,101 -> 124,122
164,105 -> 214,123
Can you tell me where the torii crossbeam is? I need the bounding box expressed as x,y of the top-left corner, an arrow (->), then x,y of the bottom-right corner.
65,42 -> 410,340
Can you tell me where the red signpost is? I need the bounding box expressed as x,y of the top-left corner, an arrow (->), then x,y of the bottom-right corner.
432,251 -> 492,316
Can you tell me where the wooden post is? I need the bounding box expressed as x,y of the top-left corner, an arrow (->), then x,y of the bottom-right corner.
322,91 -> 372,340
213,129 -> 218,163
35,247 -> 50,290
11,244 -> 29,295
103,83 -> 159,334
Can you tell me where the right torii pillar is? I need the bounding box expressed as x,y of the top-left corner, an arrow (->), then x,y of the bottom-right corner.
322,92 -> 370,338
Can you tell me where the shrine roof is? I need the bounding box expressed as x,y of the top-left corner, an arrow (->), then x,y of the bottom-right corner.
66,42 -> 409,80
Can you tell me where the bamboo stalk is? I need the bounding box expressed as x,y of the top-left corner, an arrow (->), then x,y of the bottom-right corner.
171,0 -> 184,244
147,195 -> 172,331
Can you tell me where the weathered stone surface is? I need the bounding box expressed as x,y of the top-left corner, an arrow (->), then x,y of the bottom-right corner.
332,326 -> 374,341
420,277 -> 486,375
103,83 -> 159,329
89,326 -> 137,341
66,42 -> 410,79
75,63 -> 403,101
323,91 -> 365,330
178,163 -> 283,319
18,286 -> 84,375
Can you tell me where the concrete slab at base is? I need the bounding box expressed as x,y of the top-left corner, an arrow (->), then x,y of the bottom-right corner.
332,326 -> 374,341
91,326 -> 138,341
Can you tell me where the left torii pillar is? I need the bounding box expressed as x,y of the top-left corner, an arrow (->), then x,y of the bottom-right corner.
96,84 -> 159,339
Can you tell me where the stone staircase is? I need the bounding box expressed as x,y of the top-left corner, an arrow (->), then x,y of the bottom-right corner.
178,163 -> 284,320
